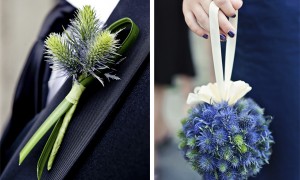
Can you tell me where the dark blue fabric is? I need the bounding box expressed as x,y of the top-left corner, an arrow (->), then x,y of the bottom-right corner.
231,1 -> 300,179
66,61 -> 150,180
0,0 -> 76,172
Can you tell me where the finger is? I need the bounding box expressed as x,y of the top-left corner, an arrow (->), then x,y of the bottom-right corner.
214,0 -> 236,17
183,11 -> 209,38
199,0 -> 213,15
198,0 -> 231,40
231,0 -> 243,10
220,30 -> 227,41
192,4 -> 210,31
218,11 -> 236,38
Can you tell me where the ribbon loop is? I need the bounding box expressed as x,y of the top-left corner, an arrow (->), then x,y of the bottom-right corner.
186,3 -> 251,106
209,2 -> 238,84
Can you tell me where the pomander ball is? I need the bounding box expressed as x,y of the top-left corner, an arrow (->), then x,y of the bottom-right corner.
178,98 -> 274,180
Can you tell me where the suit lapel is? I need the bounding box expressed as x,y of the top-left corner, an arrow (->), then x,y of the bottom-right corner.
1,0 -> 149,179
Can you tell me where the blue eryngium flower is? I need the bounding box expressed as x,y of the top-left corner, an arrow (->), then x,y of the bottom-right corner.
178,98 -> 274,179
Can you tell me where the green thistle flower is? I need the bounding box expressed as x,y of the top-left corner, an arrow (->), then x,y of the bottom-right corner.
45,5 -> 120,84
45,33 -> 79,77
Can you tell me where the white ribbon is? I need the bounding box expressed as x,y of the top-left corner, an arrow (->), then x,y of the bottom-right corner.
187,2 -> 251,106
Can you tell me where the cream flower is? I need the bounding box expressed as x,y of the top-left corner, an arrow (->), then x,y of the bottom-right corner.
187,80 -> 252,105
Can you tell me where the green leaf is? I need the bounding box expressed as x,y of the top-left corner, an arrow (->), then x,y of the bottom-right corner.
19,99 -> 72,165
47,103 -> 78,170
178,139 -> 187,149
180,118 -> 188,125
108,17 -> 139,55
186,149 -> 198,160
37,118 -> 63,180
177,130 -> 185,139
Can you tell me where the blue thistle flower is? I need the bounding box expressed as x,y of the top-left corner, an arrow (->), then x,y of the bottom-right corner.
238,115 -> 256,130
245,131 -> 259,145
194,121 -> 203,135
203,172 -> 217,180
193,117 -> 210,135
217,160 -> 228,173
197,130 -> 215,153
241,152 -> 255,167
219,146 -> 233,161
215,107 -> 239,134
230,155 -> 239,168
183,120 -> 195,138
198,155 -> 215,172
218,168 -> 238,180
213,128 -> 228,146
178,98 -> 274,179
201,106 -> 217,123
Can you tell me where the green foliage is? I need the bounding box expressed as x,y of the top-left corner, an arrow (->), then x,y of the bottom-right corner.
180,118 -> 188,125
178,138 -> 187,149
187,137 -> 196,147
186,149 -> 198,160
177,130 -> 185,139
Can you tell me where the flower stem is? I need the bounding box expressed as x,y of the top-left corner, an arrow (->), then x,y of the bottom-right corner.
19,99 -> 72,165
37,118 -> 63,180
47,103 -> 78,170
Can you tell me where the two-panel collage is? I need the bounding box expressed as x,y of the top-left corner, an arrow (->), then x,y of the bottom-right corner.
0,0 -> 299,180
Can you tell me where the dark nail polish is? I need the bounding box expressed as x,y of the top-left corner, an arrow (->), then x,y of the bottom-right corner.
202,34 -> 208,39
232,14 -> 236,18
228,31 -> 235,38
220,34 -> 226,41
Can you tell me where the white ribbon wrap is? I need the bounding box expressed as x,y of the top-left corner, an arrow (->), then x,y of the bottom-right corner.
187,2 -> 251,106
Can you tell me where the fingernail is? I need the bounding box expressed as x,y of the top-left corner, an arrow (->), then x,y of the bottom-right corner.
220,34 -> 226,41
232,14 -> 236,18
202,34 -> 208,39
228,31 -> 235,38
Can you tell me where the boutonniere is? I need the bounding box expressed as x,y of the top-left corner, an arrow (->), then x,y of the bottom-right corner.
19,6 -> 139,179
178,2 -> 274,179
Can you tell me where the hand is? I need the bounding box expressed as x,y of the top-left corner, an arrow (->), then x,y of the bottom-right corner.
182,0 -> 243,39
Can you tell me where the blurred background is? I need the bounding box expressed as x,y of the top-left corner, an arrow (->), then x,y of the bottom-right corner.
155,32 -> 214,180
0,0 -> 56,139
154,0 -> 214,179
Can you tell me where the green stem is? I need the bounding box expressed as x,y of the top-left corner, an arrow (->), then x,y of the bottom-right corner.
79,75 -> 94,87
37,118 -> 63,180
19,99 -> 72,165
47,103 -> 78,170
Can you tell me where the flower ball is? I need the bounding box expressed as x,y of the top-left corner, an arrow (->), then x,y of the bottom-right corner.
178,98 -> 274,180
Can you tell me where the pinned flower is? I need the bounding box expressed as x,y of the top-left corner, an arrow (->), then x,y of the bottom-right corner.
45,5 -> 120,85
187,81 -> 252,105
19,5 -> 139,180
